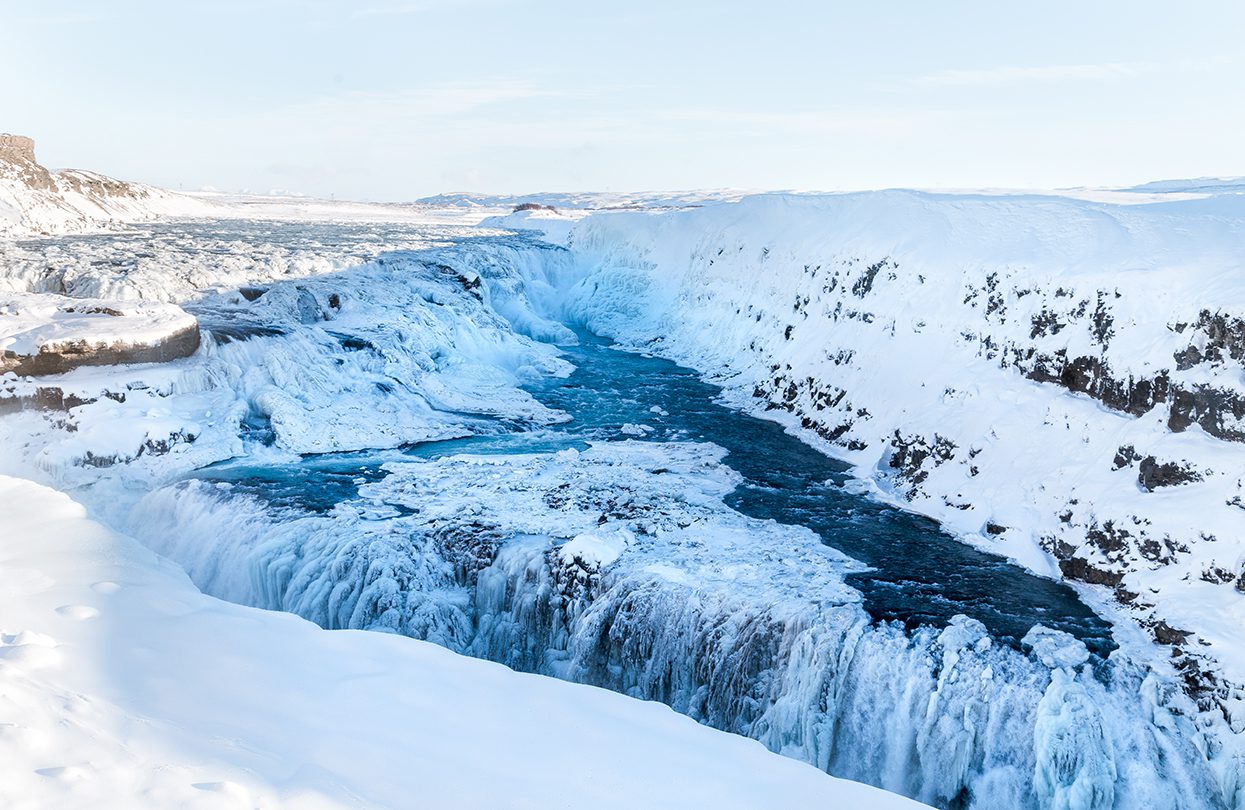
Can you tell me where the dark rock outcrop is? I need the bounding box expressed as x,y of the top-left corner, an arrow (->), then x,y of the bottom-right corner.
1137,456 -> 1203,492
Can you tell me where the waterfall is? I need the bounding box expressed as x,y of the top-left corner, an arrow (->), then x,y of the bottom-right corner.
127,441 -> 1233,810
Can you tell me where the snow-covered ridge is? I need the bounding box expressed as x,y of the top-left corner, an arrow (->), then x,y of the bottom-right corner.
0,134 -> 211,237
0,473 -> 922,809
511,189 -> 1245,699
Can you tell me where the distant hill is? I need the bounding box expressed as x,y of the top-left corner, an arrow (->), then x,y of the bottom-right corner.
1124,176 -> 1245,194
416,188 -> 751,210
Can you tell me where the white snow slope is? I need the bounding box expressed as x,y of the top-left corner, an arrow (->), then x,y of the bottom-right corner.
0,474 -> 922,809
507,189 -> 1245,703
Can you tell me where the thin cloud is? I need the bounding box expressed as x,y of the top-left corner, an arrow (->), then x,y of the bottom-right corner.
12,12 -> 103,26
352,0 -> 506,17
271,80 -> 588,120
661,107 -> 953,135
912,61 -> 1156,88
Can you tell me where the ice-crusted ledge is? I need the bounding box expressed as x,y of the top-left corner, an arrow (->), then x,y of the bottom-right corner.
0,293 -> 201,376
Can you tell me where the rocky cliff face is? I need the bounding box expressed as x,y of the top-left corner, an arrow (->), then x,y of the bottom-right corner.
0,134 -> 37,162
0,133 -> 207,236
0,134 -> 57,193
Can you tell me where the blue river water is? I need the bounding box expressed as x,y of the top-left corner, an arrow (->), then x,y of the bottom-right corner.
196,329 -> 1117,657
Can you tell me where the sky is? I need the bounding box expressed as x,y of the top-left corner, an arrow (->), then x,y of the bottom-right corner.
2,0 -> 1243,200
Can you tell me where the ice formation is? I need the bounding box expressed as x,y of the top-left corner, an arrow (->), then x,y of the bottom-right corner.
128,440 -> 1232,809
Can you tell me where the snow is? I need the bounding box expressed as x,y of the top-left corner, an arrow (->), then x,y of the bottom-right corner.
0,164 -> 211,238
4,184 -> 1245,808
124,439 -> 1235,808
480,208 -> 583,244
0,231 -> 574,488
417,189 -> 753,210
183,190 -> 513,227
0,474 -> 924,809
559,527 -> 632,568
0,292 -> 196,360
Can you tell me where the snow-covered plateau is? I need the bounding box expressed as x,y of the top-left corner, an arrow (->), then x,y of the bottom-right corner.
2,169 -> 1244,809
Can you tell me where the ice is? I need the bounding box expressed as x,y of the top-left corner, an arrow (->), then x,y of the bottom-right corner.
1024,626 -> 1092,671
0,228 -> 576,490
127,440 -> 1231,809
1033,668 -> 1116,810
504,189 -> 1245,693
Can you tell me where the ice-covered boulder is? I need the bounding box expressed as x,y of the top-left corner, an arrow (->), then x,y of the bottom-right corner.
0,293 -> 200,376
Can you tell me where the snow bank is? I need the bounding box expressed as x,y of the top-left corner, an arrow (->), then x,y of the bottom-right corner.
0,473 -> 923,809
479,208 -> 582,245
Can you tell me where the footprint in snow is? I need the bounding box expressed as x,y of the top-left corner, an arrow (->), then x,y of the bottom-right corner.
35,765 -> 91,781
55,605 -> 99,620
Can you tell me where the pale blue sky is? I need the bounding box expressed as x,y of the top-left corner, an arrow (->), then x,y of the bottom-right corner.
3,1 -> 1243,199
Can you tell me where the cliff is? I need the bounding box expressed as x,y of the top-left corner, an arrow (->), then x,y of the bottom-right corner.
0,133 -> 208,236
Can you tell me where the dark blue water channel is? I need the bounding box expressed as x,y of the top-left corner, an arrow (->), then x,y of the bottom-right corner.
198,330 -> 1117,657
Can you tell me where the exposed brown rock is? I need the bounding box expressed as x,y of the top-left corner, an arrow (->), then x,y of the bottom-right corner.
1,322 -> 201,377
